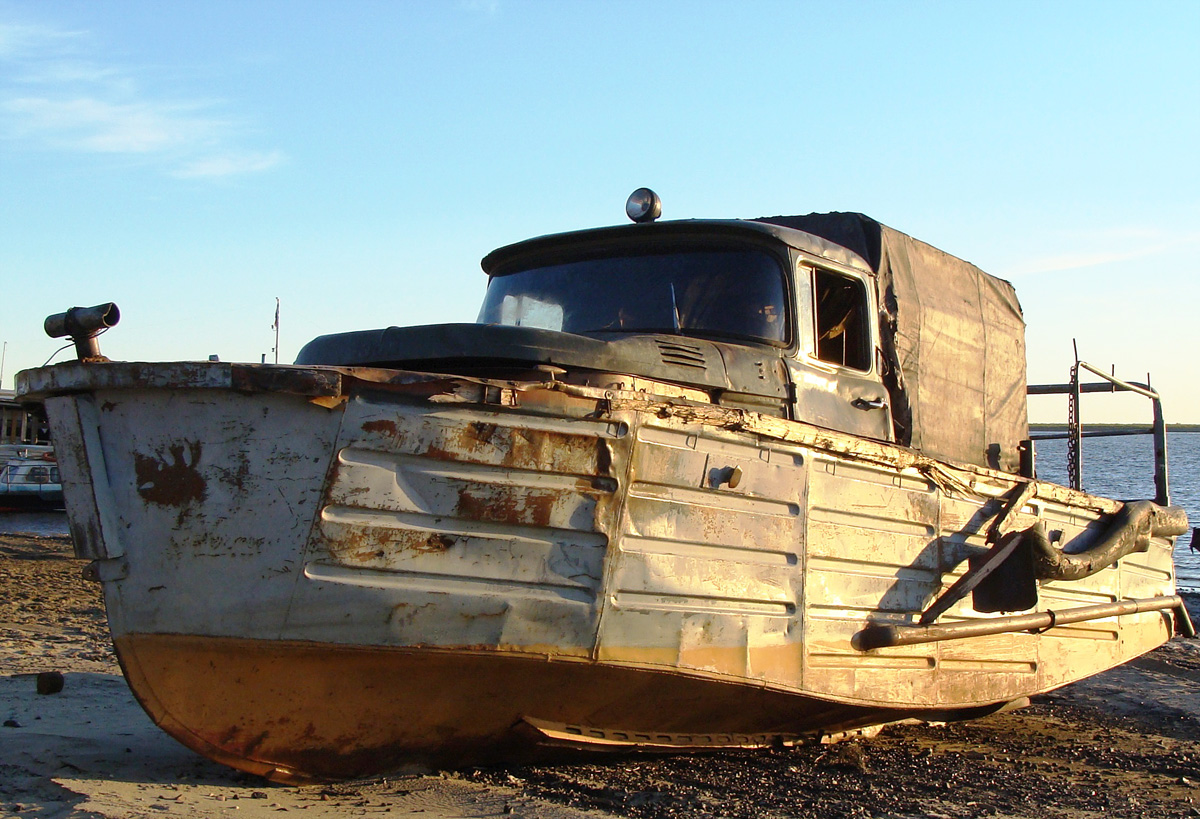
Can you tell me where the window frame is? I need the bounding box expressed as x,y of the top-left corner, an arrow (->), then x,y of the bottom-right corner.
800,262 -> 877,375
479,237 -> 797,350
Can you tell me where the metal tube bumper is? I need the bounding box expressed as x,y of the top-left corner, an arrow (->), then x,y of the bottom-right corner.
853,594 -> 1186,650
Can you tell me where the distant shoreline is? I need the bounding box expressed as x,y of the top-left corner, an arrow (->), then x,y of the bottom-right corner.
1029,423 -> 1200,432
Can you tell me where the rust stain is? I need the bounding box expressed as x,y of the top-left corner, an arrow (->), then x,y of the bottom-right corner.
419,424 -> 602,476
455,485 -> 556,528
134,441 -> 207,507
362,419 -> 399,436
468,421 -> 498,445
416,533 -> 456,553
241,731 -> 270,756
327,527 -> 456,565
422,442 -> 456,462
215,452 -> 253,493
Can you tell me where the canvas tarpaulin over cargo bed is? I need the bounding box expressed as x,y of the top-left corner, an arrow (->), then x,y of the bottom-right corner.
757,213 -> 1028,474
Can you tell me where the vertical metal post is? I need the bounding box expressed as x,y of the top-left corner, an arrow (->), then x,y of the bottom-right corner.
1151,394 -> 1169,506
272,298 -> 280,365
1019,438 -> 1036,479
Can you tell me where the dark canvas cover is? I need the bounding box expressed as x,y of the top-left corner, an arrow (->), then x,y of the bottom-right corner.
757,213 -> 1028,473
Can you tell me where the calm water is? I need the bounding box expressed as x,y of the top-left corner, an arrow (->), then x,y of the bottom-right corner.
1034,430 -> 1200,590
4,432 -> 1198,586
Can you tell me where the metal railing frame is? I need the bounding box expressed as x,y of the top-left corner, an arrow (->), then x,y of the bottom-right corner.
1026,360 -> 1169,506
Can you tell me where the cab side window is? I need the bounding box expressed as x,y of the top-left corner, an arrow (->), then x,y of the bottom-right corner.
814,269 -> 870,371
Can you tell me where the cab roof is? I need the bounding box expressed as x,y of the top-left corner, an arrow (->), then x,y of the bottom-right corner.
481,218 -> 874,277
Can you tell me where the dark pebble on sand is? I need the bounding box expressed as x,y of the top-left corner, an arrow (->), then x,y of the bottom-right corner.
36,671 -> 64,695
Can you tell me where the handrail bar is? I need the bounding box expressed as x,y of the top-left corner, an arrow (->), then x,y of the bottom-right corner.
1027,381 -> 1152,395
1078,361 -> 1160,400
1029,428 -> 1152,440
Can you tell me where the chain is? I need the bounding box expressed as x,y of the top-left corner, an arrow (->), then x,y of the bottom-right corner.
1067,362 -> 1079,489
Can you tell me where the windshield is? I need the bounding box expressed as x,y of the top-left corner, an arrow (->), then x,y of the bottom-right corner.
477,247 -> 788,345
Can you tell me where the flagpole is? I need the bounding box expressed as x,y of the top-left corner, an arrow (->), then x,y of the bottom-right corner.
272,298 -> 280,365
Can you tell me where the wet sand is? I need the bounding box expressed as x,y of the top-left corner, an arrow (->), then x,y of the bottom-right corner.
3,533 -> 1199,819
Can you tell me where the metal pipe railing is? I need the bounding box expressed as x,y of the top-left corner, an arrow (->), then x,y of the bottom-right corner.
854,594 -> 1187,650
1027,359 -> 1169,505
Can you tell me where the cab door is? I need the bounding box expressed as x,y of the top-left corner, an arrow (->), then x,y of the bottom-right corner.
785,263 -> 893,442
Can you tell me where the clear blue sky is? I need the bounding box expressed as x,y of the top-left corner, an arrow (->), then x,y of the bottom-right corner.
2,1 -> 1197,422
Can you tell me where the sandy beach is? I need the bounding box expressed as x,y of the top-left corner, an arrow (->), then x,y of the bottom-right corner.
3,533 -> 1199,819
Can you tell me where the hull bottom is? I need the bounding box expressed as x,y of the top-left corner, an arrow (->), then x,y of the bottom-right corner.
114,634 -> 1016,783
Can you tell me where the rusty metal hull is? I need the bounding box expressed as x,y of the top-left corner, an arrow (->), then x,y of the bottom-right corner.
17,361 -> 1182,782
113,634 -> 936,782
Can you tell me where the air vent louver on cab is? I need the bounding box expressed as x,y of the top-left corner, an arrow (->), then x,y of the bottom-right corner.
656,340 -> 707,369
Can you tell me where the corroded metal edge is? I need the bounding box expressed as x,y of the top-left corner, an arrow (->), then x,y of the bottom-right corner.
18,360 -> 1130,517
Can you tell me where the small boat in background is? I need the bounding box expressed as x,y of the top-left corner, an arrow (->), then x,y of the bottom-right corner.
1,390 -> 61,510
0,445 -> 63,510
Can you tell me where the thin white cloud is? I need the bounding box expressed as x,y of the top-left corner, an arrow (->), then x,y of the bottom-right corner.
21,61 -> 126,87
1005,247 -> 1153,277
0,22 -> 84,59
5,97 -> 222,153
460,0 -> 500,16
1002,230 -> 1200,277
0,20 -> 281,178
173,151 -> 285,179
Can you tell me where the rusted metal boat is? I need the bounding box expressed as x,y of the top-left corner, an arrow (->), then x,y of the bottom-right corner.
16,190 -> 1191,783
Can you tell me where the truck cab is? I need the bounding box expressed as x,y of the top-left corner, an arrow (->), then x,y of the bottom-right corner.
299,191 -> 1028,472
299,196 -> 894,444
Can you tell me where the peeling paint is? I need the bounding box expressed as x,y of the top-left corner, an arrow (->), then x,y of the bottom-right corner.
134,441 -> 206,507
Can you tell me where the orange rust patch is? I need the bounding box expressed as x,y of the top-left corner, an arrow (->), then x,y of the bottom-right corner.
422,425 -> 602,476
361,419 -> 399,436
455,485 -> 556,528
468,421 -> 498,445
134,441 -> 206,507
327,527 -> 458,564
416,533 -> 456,553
